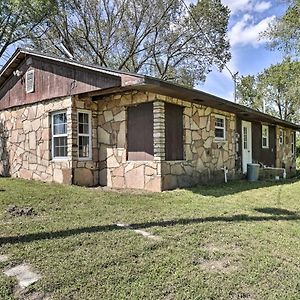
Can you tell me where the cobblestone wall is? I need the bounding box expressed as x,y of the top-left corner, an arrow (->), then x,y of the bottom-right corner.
1,90 -> 295,190
0,97 -> 73,183
275,126 -> 296,175
97,92 -> 162,191
97,92 -> 236,191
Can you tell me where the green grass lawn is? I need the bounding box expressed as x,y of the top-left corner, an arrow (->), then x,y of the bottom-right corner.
1,178 -> 300,299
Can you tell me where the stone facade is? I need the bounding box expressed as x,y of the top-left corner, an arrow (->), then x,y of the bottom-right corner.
275,126 -> 296,175
97,92 -> 162,191
161,97 -> 236,190
0,90 -> 296,190
97,92 -> 237,191
0,97 -> 73,183
72,96 -> 99,186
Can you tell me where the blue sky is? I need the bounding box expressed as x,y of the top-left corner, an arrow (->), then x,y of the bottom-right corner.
1,0 -> 287,102
200,0 -> 287,101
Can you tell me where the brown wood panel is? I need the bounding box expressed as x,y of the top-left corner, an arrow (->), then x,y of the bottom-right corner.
0,56 -> 121,110
251,122 -> 276,167
127,102 -> 154,161
165,103 -> 183,160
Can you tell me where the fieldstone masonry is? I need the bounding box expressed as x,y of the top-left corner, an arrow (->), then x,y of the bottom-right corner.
0,97 -> 72,184
0,91 -> 295,190
97,92 -> 236,191
276,126 -> 296,175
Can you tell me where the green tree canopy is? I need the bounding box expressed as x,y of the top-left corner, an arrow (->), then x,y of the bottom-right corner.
0,0 -> 56,60
237,59 -> 300,122
264,0 -> 300,57
26,0 -> 231,87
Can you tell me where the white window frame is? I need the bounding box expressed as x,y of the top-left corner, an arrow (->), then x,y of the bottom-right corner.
214,115 -> 226,141
291,132 -> 295,155
25,70 -> 35,93
262,125 -> 269,149
77,110 -> 92,160
279,129 -> 284,145
51,111 -> 68,160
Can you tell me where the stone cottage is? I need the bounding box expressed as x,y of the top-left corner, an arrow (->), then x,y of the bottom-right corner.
0,49 -> 299,191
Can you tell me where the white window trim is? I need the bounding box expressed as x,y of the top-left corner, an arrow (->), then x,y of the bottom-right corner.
214,115 -> 226,141
291,132 -> 295,155
262,125 -> 269,149
77,110 -> 92,160
51,111 -> 68,160
279,129 -> 284,145
25,70 -> 35,93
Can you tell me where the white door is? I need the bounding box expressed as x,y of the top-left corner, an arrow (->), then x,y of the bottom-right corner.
242,121 -> 252,173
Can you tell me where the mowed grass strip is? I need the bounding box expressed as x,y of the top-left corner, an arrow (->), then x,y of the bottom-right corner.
1,178 -> 300,299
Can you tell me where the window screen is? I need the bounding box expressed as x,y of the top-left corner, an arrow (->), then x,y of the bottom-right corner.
127,102 -> 154,161
165,103 -> 183,160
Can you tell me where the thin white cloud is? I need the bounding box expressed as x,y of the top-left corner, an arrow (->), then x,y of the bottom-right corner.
222,0 -> 252,14
229,14 -> 276,47
254,1 -> 272,13
222,0 -> 272,15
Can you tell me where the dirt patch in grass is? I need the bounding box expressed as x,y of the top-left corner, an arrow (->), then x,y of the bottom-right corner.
198,258 -> 237,273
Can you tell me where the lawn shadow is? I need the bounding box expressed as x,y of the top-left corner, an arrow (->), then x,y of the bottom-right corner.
189,178 -> 299,198
254,207 -> 297,215
1,208 -> 300,245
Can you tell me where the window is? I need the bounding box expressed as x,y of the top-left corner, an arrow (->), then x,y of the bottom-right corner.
291,132 -> 295,155
243,126 -> 248,149
165,103 -> 183,160
279,129 -> 284,145
52,111 -> 67,159
127,102 -> 154,161
78,111 -> 91,159
25,70 -> 35,93
215,115 -> 226,140
262,125 -> 269,148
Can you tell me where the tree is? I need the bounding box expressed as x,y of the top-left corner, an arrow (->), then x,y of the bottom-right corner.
27,0 -> 231,87
236,75 -> 262,111
264,0 -> 300,57
237,59 -> 300,122
0,0 -> 57,60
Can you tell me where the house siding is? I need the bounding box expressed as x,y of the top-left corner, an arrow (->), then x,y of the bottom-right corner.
275,126 -> 296,175
0,56 -> 121,110
94,91 -> 237,191
0,89 -> 297,190
251,122 -> 276,167
0,96 -> 73,183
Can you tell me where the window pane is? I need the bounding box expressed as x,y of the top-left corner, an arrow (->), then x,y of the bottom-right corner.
79,136 -> 90,158
215,118 -> 224,128
78,113 -> 89,134
79,112 -> 88,124
53,113 -> 67,125
215,128 -> 224,139
53,123 -> 67,135
262,137 -> 267,147
243,127 -> 248,149
54,137 -> 67,157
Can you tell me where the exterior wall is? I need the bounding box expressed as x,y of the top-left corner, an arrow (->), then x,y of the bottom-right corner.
97,92 -> 162,192
0,88 -> 296,190
251,122 -> 276,167
158,96 -> 236,190
275,126 -> 296,175
0,56 -> 121,110
0,97 -> 73,183
72,96 -> 100,186
96,91 -> 237,191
